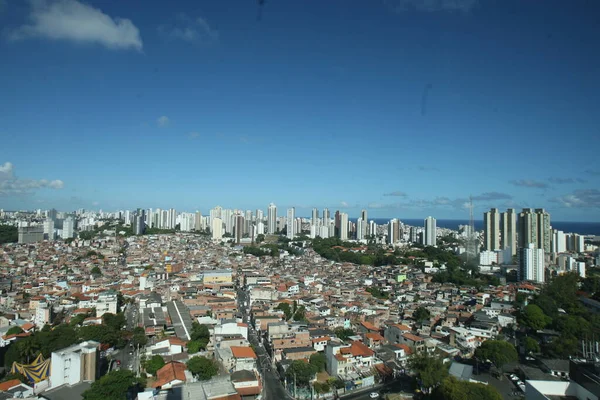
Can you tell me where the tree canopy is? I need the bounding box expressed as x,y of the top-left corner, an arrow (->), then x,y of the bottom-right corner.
434,376 -> 502,400
520,304 -> 552,331
413,306 -> 431,322
0,225 -> 18,244
144,355 -> 165,376
474,340 -> 518,371
408,352 -> 449,392
187,356 -> 218,381
82,370 -> 144,400
309,352 -> 326,372
286,360 -> 318,386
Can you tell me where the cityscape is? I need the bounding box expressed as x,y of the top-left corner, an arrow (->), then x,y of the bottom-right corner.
0,202 -> 599,400
1,0 -> 600,400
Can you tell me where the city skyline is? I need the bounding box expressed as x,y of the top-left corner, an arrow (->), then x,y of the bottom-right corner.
1,0 -> 599,220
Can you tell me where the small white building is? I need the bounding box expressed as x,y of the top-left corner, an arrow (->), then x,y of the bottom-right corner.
50,341 -> 100,389
95,291 -> 118,318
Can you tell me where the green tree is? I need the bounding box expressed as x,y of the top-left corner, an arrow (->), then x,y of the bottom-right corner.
103,313 -> 126,331
286,360 -> 318,386
0,225 -> 18,244
547,334 -> 578,359
144,355 -> 165,376
17,337 -> 41,364
313,381 -> 331,396
276,302 -> 293,320
524,337 -> 541,354
131,327 -> 148,348
413,306 -> 431,323
82,370 -> 143,400
309,352 -> 326,372
187,356 -> 219,381
475,340 -> 518,372
255,234 -> 265,244
69,313 -> 87,327
434,376 -> 502,400
187,340 -> 205,354
191,322 -> 210,341
520,304 -> 552,331
409,352 -> 449,392
293,305 -> 307,322
90,266 -> 102,276
6,326 -> 23,336
333,328 -> 355,341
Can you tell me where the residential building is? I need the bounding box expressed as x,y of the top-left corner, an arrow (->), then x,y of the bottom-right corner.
424,216 -> 436,246
212,218 -> 223,240
286,208 -> 295,239
501,208 -> 517,256
268,203 -> 277,234
484,208 -> 500,251
519,243 -> 545,283
49,341 -> 100,389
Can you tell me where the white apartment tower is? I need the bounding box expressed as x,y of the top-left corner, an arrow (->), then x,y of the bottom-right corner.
518,243 -> 545,283
484,208 -> 500,251
62,217 -> 74,239
424,216 -> 436,246
268,203 -> 277,234
501,208 -> 517,256
286,207 -> 296,239
212,218 -> 223,240
340,213 -> 349,240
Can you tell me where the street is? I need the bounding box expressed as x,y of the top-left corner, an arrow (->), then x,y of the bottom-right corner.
237,285 -> 291,400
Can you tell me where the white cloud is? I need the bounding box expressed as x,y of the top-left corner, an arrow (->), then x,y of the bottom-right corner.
384,0 -> 478,12
340,201 -> 349,207
92,201 -> 100,206
159,14 -> 218,44
0,161 -> 65,195
157,115 -> 169,127
188,132 -> 200,139
8,0 -> 142,51
551,189 -> 600,209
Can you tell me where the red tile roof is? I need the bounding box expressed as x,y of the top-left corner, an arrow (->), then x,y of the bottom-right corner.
0,379 -> 22,391
154,361 -> 187,388
231,346 -> 257,359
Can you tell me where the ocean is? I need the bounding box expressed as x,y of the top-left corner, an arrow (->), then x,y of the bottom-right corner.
368,219 -> 600,236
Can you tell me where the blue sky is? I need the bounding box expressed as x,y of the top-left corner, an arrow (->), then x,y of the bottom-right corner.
1,0 -> 599,221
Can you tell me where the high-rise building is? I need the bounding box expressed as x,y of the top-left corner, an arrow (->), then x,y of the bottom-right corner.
500,209 -> 517,256
388,219 -> 400,244
334,211 -> 341,237
340,213 -> 348,240
484,208 -> 500,251
552,230 -> 566,253
235,215 -> 244,244
518,243 -> 545,283
212,217 -> 223,240
256,209 -> 264,223
43,218 -> 55,240
356,218 -> 365,240
323,208 -> 330,225
133,210 -> 145,235
518,208 -> 551,252
424,216 -> 436,246
18,225 -> 44,244
361,209 -> 368,223
268,203 -> 277,234
62,217 -> 74,239
286,208 -> 296,239
311,208 -> 319,226
369,221 -> 376,239
194,211 -> 203,232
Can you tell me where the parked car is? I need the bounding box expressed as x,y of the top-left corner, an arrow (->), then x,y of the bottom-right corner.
369,393 -> 379,399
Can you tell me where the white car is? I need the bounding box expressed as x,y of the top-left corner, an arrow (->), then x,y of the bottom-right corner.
369,393 -> 380,399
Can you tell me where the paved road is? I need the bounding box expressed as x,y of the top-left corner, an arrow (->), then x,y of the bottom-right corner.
238,287 -> 291,400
